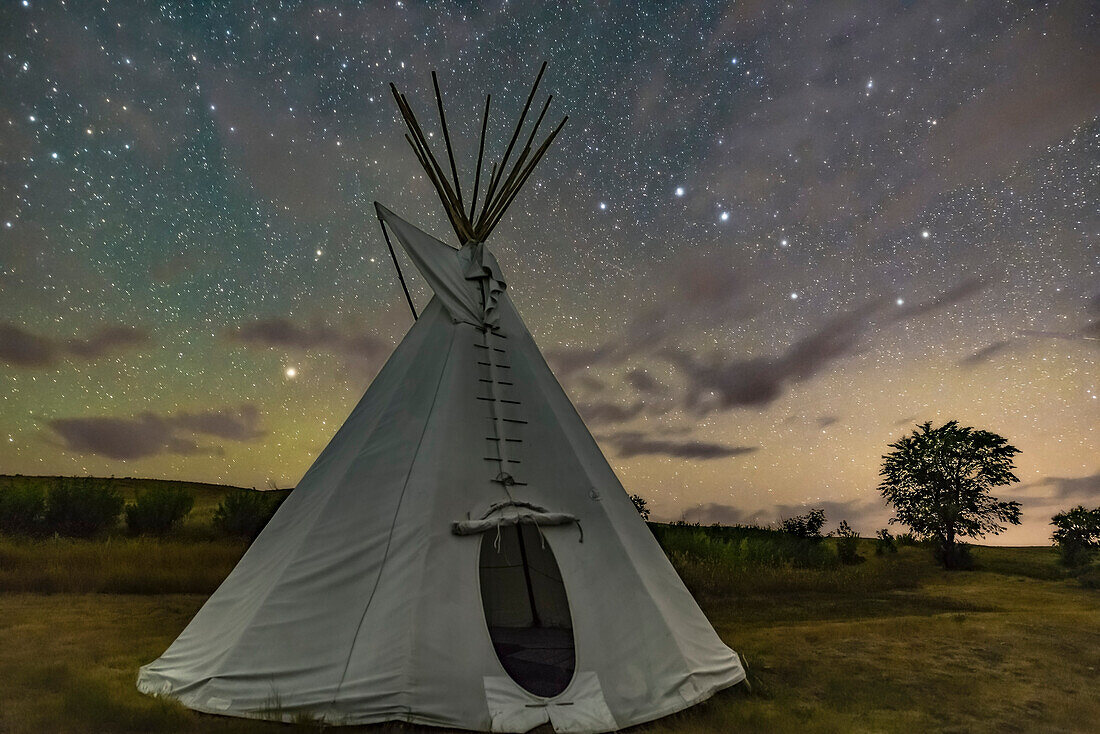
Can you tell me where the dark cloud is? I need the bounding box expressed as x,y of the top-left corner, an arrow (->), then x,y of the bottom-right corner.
887,278 -> 987,323
229,318 -> 388,360
575,401 -> 645,426
1032,471 -> 1100,501
893,415 -> 919,427
557,277 -> 987,415
872,21 -> 1100,233
544,342 -> 622,378
49,404 -> 265,460
958,340 -> 1012,368
0,323 -> 58,367
625,368 -> 666,395
65,326 -> 152,359
1017,329 -> 1100,345
572,375 -> 607,394
816,415 -> 840,428
0,323 -> 151,368
665,302 -> 879,412
49,415 -> 202,461
171,404 -> 264,441
601,431 -> 757,460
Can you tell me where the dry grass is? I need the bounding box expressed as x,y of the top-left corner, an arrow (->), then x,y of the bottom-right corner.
1,558 -> 1096,734
0,537 -> 245,594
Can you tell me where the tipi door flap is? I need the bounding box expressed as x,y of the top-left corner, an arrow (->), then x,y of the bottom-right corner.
484,672 -> 617,733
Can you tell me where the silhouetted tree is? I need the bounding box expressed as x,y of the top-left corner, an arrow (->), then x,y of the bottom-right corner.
780,508 -> 826,539
879,421 -> 1022,569
1051,505 -> 1100,567
629,494 -> 651,521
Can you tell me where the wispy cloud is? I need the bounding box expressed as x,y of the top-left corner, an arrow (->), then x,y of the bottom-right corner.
0,323 -> 151,368
601,431 -> 757,460
228,318 -> 388,360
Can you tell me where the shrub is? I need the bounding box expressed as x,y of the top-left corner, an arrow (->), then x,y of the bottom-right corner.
213,490 -> 285,540
895,531 -> 919,547
630,494 -> 651,521
835,521 -> 864,565
780,508 -> 826,539
44,478 -> 124,537
0,484 -> 46,536
124,486 -> 194,536
875,528 -> 898,555
1051,505 -> 1100,568
651,522 -> 838,571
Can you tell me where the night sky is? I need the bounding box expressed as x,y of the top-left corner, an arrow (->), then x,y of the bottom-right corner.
1,2 -> 1097,544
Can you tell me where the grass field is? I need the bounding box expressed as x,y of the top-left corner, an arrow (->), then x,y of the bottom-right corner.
0,477 -> 1098,733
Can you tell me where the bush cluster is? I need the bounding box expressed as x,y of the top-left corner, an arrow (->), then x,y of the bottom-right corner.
875,528 -> 899,555
0,484 -> 47,536
1,478 -> 129,537
654,522 -> 839,570
0,478 -> 288,541
44,478 -> 125,537
125,486 -> 194,536
212,489 -> 287,540
835,521 -> 864,565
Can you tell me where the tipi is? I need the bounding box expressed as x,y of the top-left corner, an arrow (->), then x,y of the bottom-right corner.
138,65 -> 745,733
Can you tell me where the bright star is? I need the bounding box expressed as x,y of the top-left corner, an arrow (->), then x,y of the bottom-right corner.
720,211 -> 730,222
675,186 -> 685,197
599,202 -> 607,210
790,293 -> 799,300
780,238 -> 789,247
921,230 -> 930,239
285,367 -> 298,379
896,298 -> 905,306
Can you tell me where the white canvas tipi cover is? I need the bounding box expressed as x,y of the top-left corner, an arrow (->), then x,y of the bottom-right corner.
138,205 -> 745,732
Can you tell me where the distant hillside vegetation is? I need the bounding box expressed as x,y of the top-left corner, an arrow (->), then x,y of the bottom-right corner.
0,475 -> 290,524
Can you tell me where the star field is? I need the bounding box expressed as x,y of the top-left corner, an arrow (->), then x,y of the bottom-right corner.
1,1 -> 1096,543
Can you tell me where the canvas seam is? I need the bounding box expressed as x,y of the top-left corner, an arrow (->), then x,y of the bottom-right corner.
191,302 -> 443,686
329,324 -> 458,707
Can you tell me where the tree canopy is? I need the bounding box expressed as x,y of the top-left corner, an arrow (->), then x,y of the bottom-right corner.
879,420 -> 1022,568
